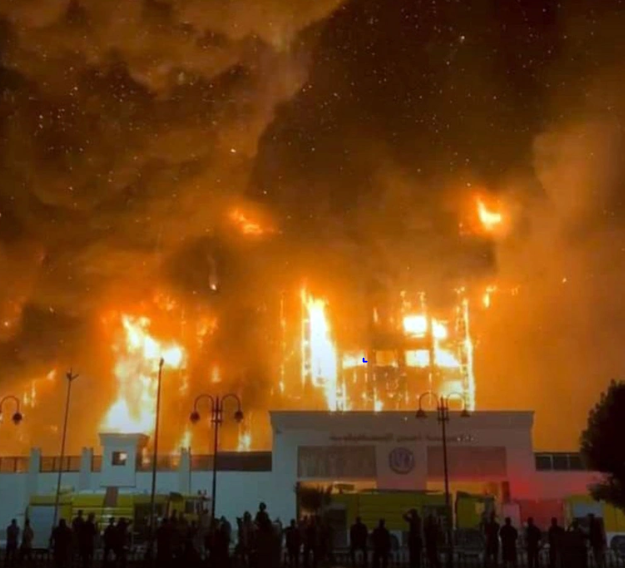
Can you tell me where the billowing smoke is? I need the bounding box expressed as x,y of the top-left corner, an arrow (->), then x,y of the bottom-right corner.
480,4 -> 625,449
1,0 -> 624,453
0,0 -> 344,452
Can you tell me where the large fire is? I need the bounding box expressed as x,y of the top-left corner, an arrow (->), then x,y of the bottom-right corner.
102,315 -> 186,435
296,287 -> 478,414
93,285 -> 485,451
477,197 -> 503,232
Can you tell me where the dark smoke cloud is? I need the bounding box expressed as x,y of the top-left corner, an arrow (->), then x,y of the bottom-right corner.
251,0 -> 625,449
0,0 -> 344,451
478,3 -> 625,449
1,0 -> 625,453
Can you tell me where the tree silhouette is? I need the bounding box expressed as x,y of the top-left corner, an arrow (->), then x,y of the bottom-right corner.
580,380 -> 625,510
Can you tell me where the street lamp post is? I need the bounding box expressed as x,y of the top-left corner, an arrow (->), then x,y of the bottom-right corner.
416,391 -> 470,568
147,358 -> 165,562
52,370 -> 79,530
190,393 -> 244,520
0,395 -> 23,426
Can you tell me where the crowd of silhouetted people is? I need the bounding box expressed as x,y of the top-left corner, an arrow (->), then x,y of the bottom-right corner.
347,510 -> 608,568
2,505 -> 614,568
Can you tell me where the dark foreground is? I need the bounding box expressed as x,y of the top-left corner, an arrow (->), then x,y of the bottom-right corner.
2,548 -> 625,568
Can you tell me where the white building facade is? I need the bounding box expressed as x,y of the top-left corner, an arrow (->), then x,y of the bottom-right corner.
0,410 -> 598,533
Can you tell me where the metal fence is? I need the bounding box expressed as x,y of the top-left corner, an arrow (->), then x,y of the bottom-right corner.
39,456 -> 81,472
2,548 -> 625,568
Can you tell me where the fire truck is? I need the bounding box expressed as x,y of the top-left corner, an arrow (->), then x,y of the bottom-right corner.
25,490 -> 210,549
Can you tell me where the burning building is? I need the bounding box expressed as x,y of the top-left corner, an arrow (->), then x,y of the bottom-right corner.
298,287 -> 477,413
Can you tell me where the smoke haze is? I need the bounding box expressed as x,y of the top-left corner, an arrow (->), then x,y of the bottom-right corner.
1,0 -> 624,452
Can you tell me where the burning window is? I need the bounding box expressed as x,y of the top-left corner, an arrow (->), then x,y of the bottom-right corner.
111,451 -> 128,466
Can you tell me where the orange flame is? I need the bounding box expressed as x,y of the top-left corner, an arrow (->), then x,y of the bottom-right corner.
230,209 -> 268,236
102,315 -> 186,434
301,288 -> 341,410
476,198 -> 503,232
237,424 -> 252,451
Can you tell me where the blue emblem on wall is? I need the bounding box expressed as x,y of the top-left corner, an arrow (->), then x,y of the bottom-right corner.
388,447 -> 415,474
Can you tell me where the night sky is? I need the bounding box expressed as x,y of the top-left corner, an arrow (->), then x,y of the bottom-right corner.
2,0 -> 625,452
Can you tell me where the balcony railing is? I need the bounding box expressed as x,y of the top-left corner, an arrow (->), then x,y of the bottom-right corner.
39,456 -> 82,473
0,456 -> 29,473
136,455 -> 180,472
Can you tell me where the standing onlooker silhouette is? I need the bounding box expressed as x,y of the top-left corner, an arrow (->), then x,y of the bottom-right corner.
499,518 -> 518,568
255,502 -> 270,528
424,515 -> 440,568
78,513 -> 97,568
484,512 -> 500,567
566,520 -> 587,568
115,517 -> 130,568
589,514 -> 606,568
102,518 -> 117,567
20,519 -> 34,565
547,518 -> 564,568
51,519 -> 72,568
303,516 -> 318,568
285,519 -> 302,568
350,517 -> 368,567
156,518 -> 173,568
371,519 -> 391,568
5,519 -> 20,567
238,512 -> 254,567
72,510 -> 84,562
525,517 -> 542,568
403,510 -> 422,568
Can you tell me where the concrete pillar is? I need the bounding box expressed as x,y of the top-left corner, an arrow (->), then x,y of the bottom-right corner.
178,448 -> 191,494
27,448 -> 41,496
79,447 -> 93,490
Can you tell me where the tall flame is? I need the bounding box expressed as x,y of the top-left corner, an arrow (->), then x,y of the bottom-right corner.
102,315 -> 186,434
301,289 -> 340,410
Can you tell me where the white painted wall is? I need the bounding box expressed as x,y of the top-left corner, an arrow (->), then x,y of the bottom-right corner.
0,410 -> 599,537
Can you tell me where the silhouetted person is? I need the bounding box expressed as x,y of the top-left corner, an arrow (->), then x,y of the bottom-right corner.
303,516 -> 318,568
565,520 -> 587,568
315,516 -> 330,567
183,520 -> 200,568
588,514 -> 605,568
403,509 -> 422,568
484,513 -> 500,567
424,515 -> 440,568
350,517 -> 368,567
115,518 -> 130,568
371,519 -> 391,568
103,518 -> 117,567
156,518 -> 173,568
20,519 -> 34,564
72,510 -> 85,559
547,518 -> 564,568
500,518 -> 518,568
525,517 -> 542,568
51,520 -> 72,568
5,519 -> 19,567
78,513 -> 97,568
238,512 -> 254,567
213,520 -> 231,568
255,502 -> 270,530
286,519 -> 302,568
